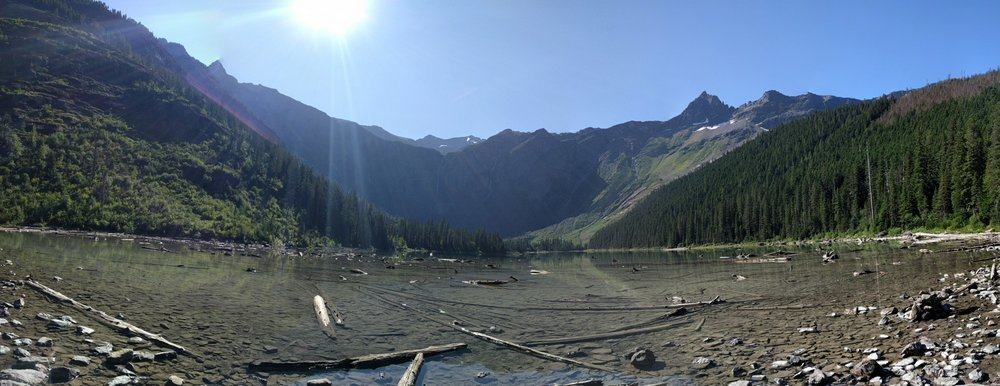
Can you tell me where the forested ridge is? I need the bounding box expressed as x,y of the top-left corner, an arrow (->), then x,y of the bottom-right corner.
591,72 -> 1000,248
0,1 -> 504,254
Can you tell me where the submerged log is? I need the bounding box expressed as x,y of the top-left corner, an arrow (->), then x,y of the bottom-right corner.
463,276 -> 519,286
313,295 -> 336,338
396,352 -> 424,386
23,280 -> 193,356
385,299 -> 613,372
248,342 -> 466,372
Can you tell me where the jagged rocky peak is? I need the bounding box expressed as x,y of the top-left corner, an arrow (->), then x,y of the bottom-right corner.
207,59 -> 227,75
760,89 -> 791,102
733,90 -> 858,128
672,91 -> 736,127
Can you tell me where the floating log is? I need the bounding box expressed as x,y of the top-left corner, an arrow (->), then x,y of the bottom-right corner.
396,352 -> 424,386
524,319 -> 692,346
313,295 -> 336,338
249,342 -> 466,372
23,280 -> 193,356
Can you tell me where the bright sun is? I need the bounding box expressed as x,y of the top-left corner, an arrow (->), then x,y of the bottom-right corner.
291,0 -> 369,37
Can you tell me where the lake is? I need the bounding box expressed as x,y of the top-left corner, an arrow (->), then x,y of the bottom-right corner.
0,231 -> 989,385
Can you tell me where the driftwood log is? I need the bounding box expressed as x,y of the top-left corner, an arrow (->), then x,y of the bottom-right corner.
249,342 -> 466,372
24,280 -> 194,356
380,297 -> 613,372
396,352 -> 424,386
313,295 -> 336,338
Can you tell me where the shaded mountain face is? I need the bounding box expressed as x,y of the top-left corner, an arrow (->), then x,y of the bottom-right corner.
414,135 -> 482,153
0,0 -> 504,254
196,58 -> 856,237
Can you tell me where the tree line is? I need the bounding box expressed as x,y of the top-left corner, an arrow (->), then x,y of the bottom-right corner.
591,81 -> 1000,248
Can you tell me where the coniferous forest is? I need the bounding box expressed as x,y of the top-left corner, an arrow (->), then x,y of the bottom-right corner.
0,6 -> 504,254
591,73 -> 1000,248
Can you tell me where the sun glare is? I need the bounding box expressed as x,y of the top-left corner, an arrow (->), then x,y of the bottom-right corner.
291,0 -> 369,37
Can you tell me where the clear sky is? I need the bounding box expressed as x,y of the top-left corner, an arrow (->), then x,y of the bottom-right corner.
103,0 -> 1000,140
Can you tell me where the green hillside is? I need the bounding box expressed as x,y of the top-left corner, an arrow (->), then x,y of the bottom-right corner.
0,4 -> 503,254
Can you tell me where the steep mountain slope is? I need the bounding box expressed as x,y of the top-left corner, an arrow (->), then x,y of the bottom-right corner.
0,0 -> 503,253
524,90 -> 856,244
591,71 -> 1000,248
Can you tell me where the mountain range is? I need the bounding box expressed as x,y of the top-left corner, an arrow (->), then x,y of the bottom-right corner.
4,0 -> 991,252
192,59 -> 856,239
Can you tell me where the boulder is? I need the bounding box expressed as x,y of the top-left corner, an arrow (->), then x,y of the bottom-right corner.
0,369 -> 47,385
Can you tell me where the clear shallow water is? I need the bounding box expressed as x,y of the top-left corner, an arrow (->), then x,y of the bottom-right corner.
0,231 -> 987,385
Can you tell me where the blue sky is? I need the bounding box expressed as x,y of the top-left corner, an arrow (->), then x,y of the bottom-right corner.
104,0 -> 1000,140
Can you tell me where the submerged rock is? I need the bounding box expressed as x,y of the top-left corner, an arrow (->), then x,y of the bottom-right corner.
69,356 -> 90,366
850,359 -> 882,380
167,375 -> 185,385
691,356 -> 715,369
900,342 -> 928,357
48,367 -> 79,383
305,379 -> 332,386
93,342 -> 113,356
0,369 -> 47,384
626,348 -> 656,370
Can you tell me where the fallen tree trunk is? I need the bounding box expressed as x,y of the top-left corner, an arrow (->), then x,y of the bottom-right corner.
313,295 -> 336,338
396,352 -> 424,386
24,280 -> 193,356
249,342 -> 466,372
374,294 -> 613,372
524,319 -> 692,346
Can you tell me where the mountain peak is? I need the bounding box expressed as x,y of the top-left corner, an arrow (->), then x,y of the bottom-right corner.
672,91 -> 734,127
207,60 -> 227,76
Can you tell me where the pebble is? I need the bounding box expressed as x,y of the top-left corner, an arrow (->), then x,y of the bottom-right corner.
305,379 -> 332,386
167,375 -> 185,385
77,326 -> 95,335
36,337 -> 52,347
